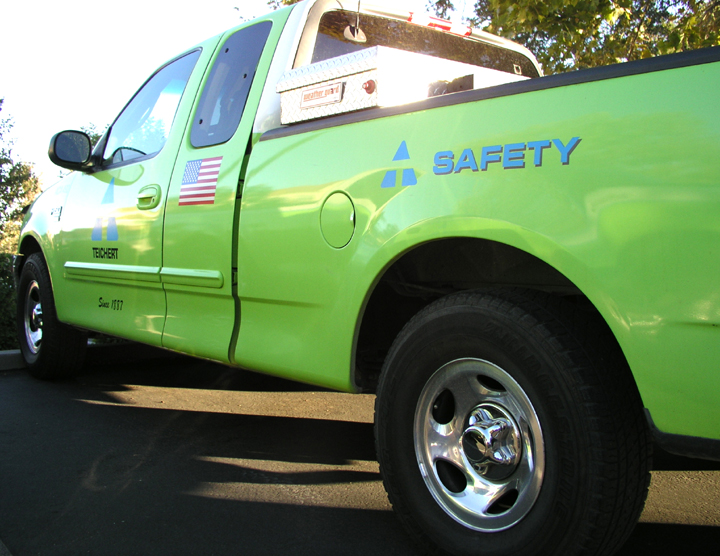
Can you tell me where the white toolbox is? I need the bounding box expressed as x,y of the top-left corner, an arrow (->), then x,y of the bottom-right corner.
276,46 -> 527,124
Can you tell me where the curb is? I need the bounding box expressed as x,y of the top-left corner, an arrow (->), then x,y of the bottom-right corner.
0,350 -> 26,372
0,537 -> 12,556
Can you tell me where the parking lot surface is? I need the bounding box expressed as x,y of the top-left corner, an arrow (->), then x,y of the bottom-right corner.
1,345 -> 719,555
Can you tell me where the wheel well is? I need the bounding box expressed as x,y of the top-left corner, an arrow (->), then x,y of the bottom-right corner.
354,237 -> 603,392
14,236 -> 42,281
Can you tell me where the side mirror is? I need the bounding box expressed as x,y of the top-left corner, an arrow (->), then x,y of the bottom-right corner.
48,130 -> 93,171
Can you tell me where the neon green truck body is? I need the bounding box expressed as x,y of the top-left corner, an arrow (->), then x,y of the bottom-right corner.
17,1 -> 720,451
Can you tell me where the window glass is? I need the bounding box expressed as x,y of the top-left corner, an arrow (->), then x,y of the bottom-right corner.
312,11 -> 539,78
191,21 -> 272,148
104,50 -> 201,165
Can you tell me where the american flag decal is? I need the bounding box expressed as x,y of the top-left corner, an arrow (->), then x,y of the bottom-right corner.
179,156 -> 223,206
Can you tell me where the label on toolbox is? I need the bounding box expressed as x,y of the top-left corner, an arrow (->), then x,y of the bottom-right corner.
300,81 -> 344,109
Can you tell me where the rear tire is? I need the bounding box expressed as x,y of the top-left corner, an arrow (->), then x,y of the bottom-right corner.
375,289 -> 651,556
16,253 -> 87,379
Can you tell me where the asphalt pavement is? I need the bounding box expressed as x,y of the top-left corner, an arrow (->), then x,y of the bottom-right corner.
1,344 -> 719,556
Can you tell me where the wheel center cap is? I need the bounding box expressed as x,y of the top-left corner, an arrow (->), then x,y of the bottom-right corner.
462,404 -> 521,479
31,304 -> 43,329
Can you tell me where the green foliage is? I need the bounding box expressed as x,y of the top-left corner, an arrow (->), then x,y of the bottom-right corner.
0,252 -> 18,350
463,0 -> 720,73
1,99 -> 40,350
269,1 -> 720,74
1,99 -> 40,255
428,0 -> 455,18
267,0 -> 302,9
124,116 -> 167,157
80,123 -> 108,149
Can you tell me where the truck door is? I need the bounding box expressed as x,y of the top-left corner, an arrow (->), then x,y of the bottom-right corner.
160,18 -> 280,361
56,46 -> 214,345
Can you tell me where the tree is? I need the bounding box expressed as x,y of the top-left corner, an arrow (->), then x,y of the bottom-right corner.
428,0 -> 455,18
80,123 -> 107,149
0,99 -> 40,254
266,1 -> 719,74
1,98 -> 41,349
451,1 -> 720,73
267,0 -> 301,9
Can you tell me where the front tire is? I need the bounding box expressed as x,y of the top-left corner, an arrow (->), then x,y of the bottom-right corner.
16,253 -> 87,379
375,289 -> 651,556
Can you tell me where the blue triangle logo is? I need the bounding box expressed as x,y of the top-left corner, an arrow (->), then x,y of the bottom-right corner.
393,141 -> 410,161
106,217 -> 118,241
91,216 -> 120,241
101,178 -> 115,205
381,170 -> 397,188
383,141 -> 416,188
91,218 -> 103,241
402,169 -> 417,186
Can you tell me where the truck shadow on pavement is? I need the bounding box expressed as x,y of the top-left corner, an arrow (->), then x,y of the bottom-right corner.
1,345 -> 417,556
1,343 -> 718,556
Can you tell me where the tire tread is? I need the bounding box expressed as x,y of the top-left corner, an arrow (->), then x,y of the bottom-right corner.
16,253 -> 87,379
375,288 -> 651,556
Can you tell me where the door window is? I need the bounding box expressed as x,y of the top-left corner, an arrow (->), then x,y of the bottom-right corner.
103,50 -> 201,165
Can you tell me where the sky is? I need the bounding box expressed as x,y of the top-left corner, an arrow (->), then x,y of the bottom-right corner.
1,0 -> 465,188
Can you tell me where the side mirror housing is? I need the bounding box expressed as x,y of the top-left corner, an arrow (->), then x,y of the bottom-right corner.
48,130 -> 93,171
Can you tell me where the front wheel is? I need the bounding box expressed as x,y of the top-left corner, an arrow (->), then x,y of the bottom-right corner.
375,289 -> 651,556
16,253 -> 87,379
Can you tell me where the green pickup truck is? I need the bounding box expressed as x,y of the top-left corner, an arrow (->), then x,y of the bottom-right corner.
14,0 -> 720,554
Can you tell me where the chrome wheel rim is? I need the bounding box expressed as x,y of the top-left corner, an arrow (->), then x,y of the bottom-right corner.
414,358 -> 544,532
24,280 -> 43,355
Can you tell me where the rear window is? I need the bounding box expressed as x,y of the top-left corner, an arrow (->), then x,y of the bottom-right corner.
191,21 -> 272,148
311,11 -> 539,78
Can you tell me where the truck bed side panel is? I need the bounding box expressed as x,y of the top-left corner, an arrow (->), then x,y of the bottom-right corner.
236,55 -> 720,440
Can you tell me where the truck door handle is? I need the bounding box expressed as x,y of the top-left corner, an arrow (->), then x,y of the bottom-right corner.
137,184 -> 162,210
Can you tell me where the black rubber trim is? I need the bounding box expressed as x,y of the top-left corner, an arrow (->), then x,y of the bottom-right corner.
12,254 -> 24,287
260,46 -> 720,143
646,409 -> 720,462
